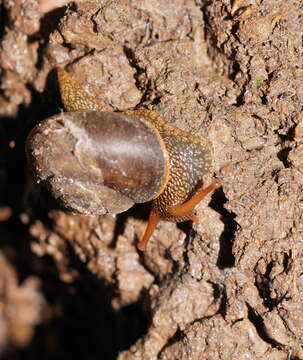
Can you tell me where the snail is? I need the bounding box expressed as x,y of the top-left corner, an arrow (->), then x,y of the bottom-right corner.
26,68 -> 220,251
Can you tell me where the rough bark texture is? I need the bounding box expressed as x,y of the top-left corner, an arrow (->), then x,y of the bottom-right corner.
0,0 -> 303,359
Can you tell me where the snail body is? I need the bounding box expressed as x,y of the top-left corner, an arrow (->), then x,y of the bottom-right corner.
26,68 -> 219,251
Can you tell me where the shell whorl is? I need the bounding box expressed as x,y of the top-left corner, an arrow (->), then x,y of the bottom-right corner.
26,110 -> 170,214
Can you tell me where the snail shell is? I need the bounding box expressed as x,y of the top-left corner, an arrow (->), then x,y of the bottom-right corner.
26,110 -> 170,215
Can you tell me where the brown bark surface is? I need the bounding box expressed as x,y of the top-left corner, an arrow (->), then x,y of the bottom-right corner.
0,0 -> 303,359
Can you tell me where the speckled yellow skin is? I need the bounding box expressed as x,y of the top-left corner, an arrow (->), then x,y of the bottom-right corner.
124,109 -> 212,221
56,68 -> 212,222
57,67 -> 112,112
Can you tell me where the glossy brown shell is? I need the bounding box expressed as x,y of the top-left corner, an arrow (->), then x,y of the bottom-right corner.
26,110 -> 169,215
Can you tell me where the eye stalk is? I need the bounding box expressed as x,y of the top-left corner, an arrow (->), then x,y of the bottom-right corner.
26,68 -> 220,251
